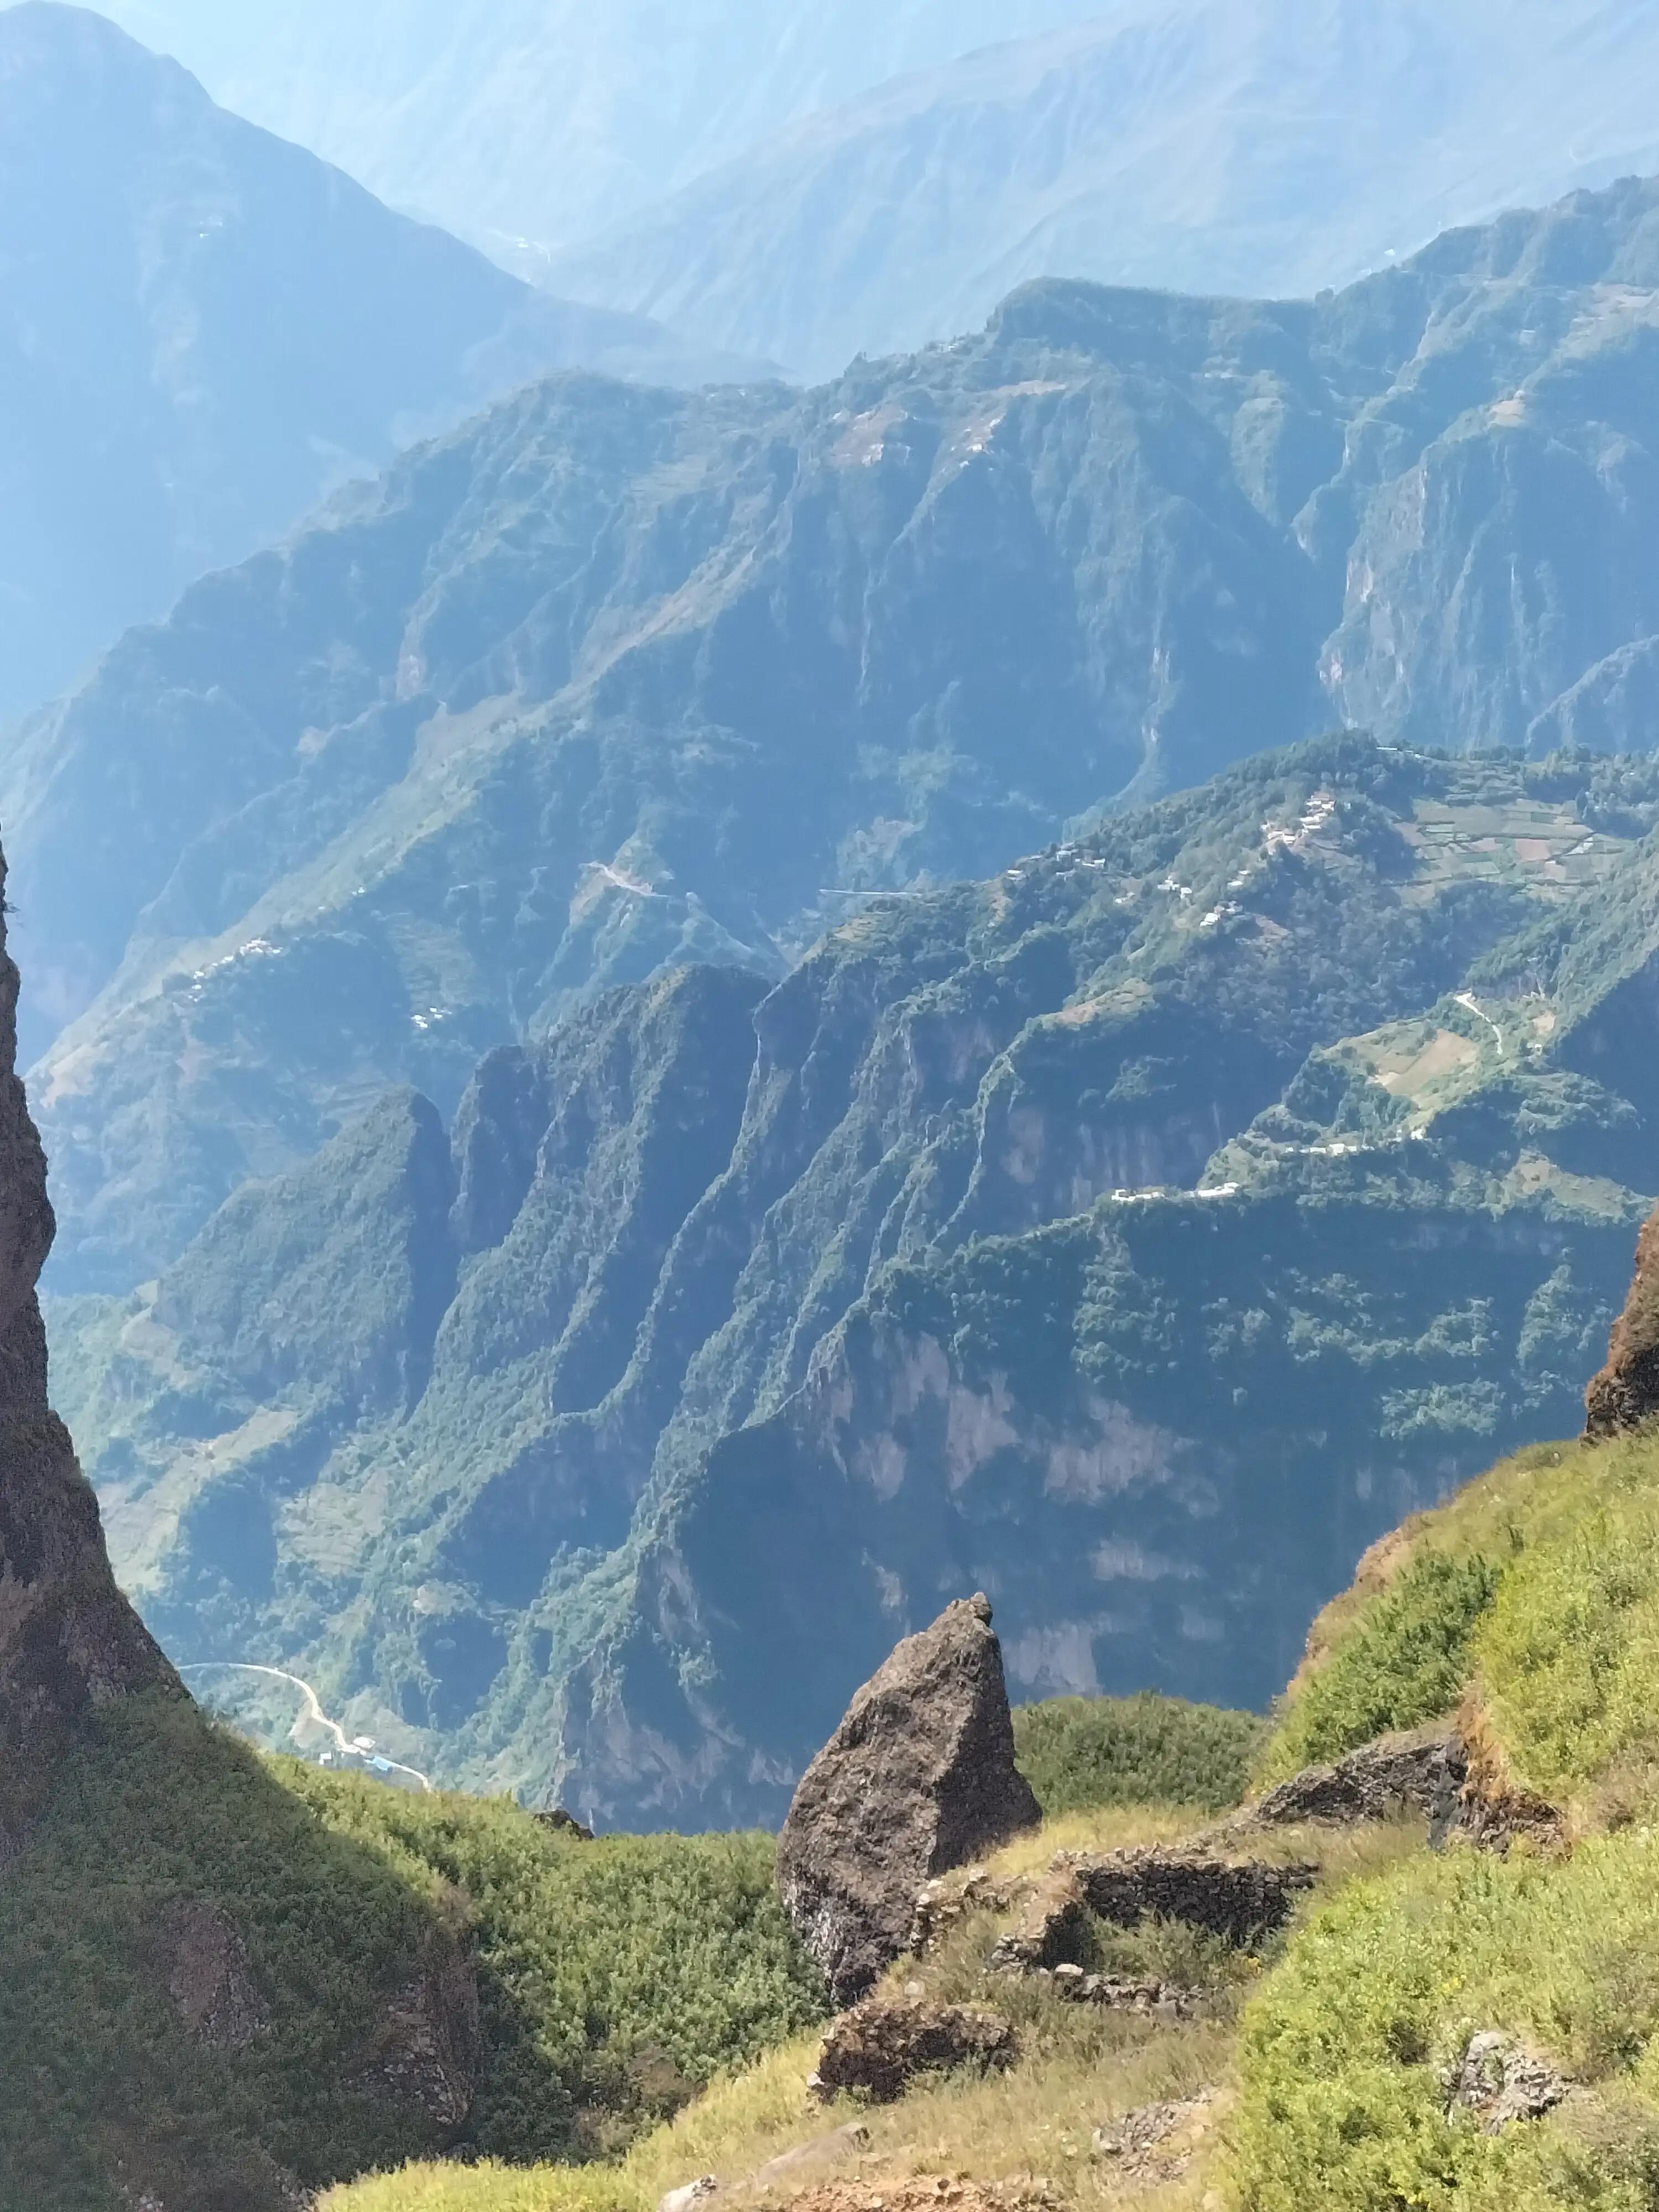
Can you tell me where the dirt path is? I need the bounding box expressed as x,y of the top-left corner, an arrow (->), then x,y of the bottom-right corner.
1455,992 -> 1506,1058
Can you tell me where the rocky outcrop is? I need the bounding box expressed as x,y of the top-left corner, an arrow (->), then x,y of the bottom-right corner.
156,1902 -> 269,2050
776,1596 -> 1040,2007
1246,1727 -> 1466,1834
1040,1965 -> 1201,2018
1444,2032 -> 1567,2133
0,855 -> 177,1850
810,1996 -> 1016,2104
348,1942 -> 481,2133
910,1868 -> 1026,1957
535,1807 -> 596,1841
992,1850 -> 1315,1973
1092,2090 -> 1221,2182
1585,1205 -> 1659,1438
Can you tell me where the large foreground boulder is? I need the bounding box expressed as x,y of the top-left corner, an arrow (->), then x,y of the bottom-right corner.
1586,1204 -> 1659,1438
776,1594 -> 1040,2007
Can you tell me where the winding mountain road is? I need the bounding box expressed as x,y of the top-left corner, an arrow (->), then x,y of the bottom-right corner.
179,1661 -> 433,1791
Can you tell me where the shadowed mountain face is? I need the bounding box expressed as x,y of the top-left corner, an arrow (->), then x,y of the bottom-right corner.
49,738 -> 1659,1827
0,1 -> 754,722
543,0 -> 1659,380
18,173 -> 1659,1291
0,843 -> 176,1851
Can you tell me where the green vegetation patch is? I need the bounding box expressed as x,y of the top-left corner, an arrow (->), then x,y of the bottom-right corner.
0,1694 -> 459,2211
0,1694 -> 824,2210
1011,1692 -> 1264,1817
286,1771 -> 828,2163
1475,1464 -> 1659,1804
1259,1432 -> 1659,1800
1232,1832 -> 1659,2211
1260,1550 -> 1504,1784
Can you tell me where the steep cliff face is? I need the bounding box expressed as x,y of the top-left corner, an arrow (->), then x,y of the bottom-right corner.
27,173 -> 1659,1292
51,739 -> 1659,1824
0,847 -> 178,1845
1585,1202 -> 1659,1438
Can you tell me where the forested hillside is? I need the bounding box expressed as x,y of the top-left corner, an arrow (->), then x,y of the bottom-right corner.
50,738 -> 1659,1824
20,170 -> 1659,1294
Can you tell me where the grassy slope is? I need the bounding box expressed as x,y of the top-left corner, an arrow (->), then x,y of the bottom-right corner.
317,1695 -> 1285,2212
0,1695 -> 459,2210
1230,1427 -> 1659,2209
282,1773 -> 828,2163
321,1812 -> 1421,2212
323,1427 -> 1659,2212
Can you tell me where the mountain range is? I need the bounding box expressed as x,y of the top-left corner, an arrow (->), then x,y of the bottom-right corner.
545,0 -> 1659,378
17,170 -> 1659,1296
47,733 -> 1659,1824
0,2 -> 750,722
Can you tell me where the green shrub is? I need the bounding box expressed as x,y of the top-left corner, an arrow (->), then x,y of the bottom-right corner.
1232,1830 -> 1659,2210
1259,1550 -> 1503,1783
1011,1692 -> 1264,1816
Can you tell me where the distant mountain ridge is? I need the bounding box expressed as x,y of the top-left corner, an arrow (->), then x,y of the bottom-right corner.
95,0 -> 1118,262
0,1 -> 756,721
98,0 -> 1659,383
545,0 -> 1659,378
17,171 -> 1659,1293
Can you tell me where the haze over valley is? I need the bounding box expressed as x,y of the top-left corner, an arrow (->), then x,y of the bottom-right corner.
5,6 -> 1659,2204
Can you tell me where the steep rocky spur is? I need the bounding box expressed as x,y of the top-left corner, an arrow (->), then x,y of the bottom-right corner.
0,842 -> 176,1849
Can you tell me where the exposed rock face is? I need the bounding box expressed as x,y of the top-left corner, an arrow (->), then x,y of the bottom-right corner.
777,1596 -> 1040,2007
348,1941 -> 481,2133
1585,1205 -> 1659,1438
1248,1727 -> 1465,1833
156,1902 -> 269,2049
992,1850 -> 1315,1973
1445,2032 -> 1567,2133
810,1995 -> 1016,2104
0,853 -> 176,1849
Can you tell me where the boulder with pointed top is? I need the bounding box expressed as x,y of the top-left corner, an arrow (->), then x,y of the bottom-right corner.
776,1595 -> 1040,2007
